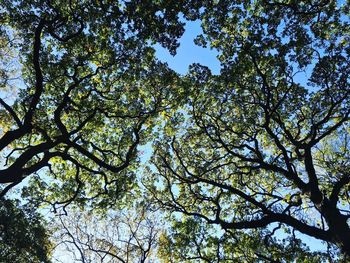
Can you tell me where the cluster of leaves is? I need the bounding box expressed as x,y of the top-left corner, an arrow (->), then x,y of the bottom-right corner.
158,216 -> 329,262
0,197 -> 52,262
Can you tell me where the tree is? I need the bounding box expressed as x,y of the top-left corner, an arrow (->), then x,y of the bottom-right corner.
0,197 -> 52,262
0,0 -> 192,207
51,203 -> 161,263
146,0 -> 350,259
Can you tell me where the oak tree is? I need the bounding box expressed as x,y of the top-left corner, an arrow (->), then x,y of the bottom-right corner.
0,0 -> 189,208
147,0 -> 350,260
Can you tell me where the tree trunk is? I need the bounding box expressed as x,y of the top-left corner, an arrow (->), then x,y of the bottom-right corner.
321,198 -> 350,257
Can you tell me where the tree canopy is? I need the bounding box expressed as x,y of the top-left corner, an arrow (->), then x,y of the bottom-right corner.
0,0 -> 188,207
1,0 -> 350,261
147,0 -> 350,260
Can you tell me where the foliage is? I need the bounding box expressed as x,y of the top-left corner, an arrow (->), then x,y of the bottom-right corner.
0,0 -> 188,208
1,0 -> 350,261
158,216 -> 329,262
0,197 -> 52,262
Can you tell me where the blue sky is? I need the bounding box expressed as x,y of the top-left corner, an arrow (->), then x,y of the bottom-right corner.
155,20 -> 221,75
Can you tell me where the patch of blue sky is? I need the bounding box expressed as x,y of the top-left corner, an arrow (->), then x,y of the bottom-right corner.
154,20 -> 221,75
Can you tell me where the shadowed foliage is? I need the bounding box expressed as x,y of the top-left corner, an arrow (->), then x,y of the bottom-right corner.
0,197 -> 52,262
